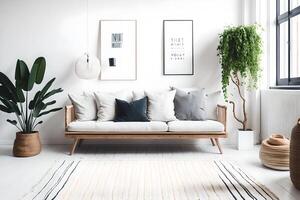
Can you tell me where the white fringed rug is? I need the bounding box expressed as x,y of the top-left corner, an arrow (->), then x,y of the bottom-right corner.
23,159 -> 278,200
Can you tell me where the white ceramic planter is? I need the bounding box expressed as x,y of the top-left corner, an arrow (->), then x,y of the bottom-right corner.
236,129 -> 254,150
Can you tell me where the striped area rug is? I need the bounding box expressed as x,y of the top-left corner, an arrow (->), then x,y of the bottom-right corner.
23,159 -> 278,200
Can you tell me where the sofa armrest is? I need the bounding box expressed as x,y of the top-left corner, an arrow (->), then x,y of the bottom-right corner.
217,104 -> 227,132
65,105 -> 75,131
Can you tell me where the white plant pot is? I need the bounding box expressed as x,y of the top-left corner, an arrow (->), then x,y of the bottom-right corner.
236,129 -> 254,150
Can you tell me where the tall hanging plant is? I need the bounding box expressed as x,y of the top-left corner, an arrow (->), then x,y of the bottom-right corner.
0,57 -> 63,133
217,24 -> 262,130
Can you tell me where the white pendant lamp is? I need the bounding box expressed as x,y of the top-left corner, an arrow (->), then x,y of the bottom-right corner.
75,0 -> 100,79
75,53 -> 100,79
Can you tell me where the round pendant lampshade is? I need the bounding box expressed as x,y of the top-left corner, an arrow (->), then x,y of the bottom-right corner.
75,53 -> 100,79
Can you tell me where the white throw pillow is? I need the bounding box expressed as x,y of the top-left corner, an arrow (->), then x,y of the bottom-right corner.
145,90 -> 177,122
68,93 -> 97,121
132,90 -> 145,101
133,88 -> 171,101
94,91 -> 132,121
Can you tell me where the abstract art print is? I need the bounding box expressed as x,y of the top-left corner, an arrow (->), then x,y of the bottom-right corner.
100,20 -> 137,80
111,33 -> 123,48
163,20 -> 194,75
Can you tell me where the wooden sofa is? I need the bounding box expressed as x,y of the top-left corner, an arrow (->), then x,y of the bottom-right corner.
65,104 -> 227,155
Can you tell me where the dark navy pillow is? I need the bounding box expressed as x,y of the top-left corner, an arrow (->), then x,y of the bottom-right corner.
114,97 -> 149,122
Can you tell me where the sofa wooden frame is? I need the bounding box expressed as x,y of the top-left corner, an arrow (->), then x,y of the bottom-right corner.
65,104 -> 227,155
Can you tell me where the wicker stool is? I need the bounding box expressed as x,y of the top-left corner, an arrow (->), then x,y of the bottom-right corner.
259,134 -> 290,170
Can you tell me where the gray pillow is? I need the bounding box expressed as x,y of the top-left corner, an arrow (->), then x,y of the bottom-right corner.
173,88 -> 206,120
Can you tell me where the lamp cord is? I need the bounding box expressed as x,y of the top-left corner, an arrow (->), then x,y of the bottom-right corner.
86,0 -> 89,63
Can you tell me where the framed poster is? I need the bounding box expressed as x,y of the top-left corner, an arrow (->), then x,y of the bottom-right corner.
100,20 -> 137,80
163,20 -> 194,75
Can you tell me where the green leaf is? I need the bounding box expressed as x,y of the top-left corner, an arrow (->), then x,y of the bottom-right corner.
34,120 -> 43,128
28,57 -> 46,89
0,98 -> 20,115
29,78 -> 55,109
27,71 -> 35,91
44,100 -> 56,107
29,91 -> 41,110
40,78 -> 55,98
0,86 -> 14,100
31,100 -> 56,117
32,102 -> 46,117
0,72 -> 18,102
7,119 -> 17,125
0,104 -> 12,113
0,97 -> 11,108
32,57 -> 46,84
38,107 -> 62,117
43,88 -> 63,100
15,60 -> 30,91
8,101 -> 21,115
16,88 -> 25,103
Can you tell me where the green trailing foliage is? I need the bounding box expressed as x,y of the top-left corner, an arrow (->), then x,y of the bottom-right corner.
217,24 -> 263,99
0,57 -> 63,133
217,25 -> 263,130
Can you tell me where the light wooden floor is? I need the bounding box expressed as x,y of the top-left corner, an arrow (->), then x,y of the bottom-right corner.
0,143 -> 299,200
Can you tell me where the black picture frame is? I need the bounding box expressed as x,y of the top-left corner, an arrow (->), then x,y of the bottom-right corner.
163,20 -> 194,75
276,0 -> 300,86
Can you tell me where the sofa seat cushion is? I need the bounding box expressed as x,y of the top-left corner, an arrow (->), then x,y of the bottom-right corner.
167,120 -> 224,133
67,121 -> 168,133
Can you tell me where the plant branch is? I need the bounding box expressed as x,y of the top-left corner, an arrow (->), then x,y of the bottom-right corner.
33,121 -> 41,129
18,102 -> 26,131
13,124 -> 22,132
32,117 -> 37,129
230,74 -> 246,103
228,100 -> 244,124
14,113 -> 24,132
25,91 -> 28,132
230,73 -> 247,130
28,112 -> 33,132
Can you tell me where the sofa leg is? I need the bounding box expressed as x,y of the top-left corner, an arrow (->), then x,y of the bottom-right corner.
78,139 -> 83,147
210,138 -> 215,146
70,138 -> 79,155
215,138 -> 223,154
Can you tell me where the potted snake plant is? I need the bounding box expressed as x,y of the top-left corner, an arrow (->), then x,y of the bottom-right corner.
217,25 -> 262,150
0,57 -> 63,157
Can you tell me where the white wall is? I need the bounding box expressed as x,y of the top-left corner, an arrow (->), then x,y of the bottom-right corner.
261,90 -> 300,140
0,0 -> 242,144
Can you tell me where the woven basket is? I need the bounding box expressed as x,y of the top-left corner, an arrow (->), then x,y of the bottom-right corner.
290,119 -> 300,189
13,132 -> 41,157
259,134 -> 289,170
